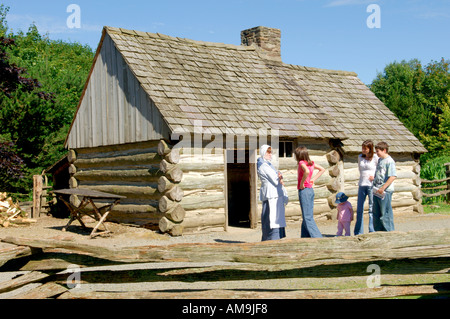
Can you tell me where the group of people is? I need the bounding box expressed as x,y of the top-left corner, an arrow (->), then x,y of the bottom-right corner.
257,140 -> 397,241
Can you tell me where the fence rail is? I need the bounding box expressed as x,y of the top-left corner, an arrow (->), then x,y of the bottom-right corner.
421,162 -> 450,203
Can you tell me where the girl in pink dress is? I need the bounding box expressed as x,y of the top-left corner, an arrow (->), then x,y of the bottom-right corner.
335,192 -> 354,236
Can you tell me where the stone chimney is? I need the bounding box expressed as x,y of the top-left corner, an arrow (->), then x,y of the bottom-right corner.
241,26 -> 281,62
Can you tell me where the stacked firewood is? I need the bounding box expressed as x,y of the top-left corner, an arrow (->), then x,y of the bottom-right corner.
0,192 -> 35,227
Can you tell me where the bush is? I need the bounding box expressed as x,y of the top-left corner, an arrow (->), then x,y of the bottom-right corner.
420,155 -> 450,204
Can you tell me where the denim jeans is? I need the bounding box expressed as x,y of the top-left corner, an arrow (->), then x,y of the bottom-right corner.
354,186 -> 374,235
298,188 -> 323,238
373,191 -> 395,232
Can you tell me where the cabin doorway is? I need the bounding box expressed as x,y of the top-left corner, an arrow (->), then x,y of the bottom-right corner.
225,149 -> 257,229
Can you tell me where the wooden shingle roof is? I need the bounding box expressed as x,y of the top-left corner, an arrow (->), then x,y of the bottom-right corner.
99,26 -> 427,153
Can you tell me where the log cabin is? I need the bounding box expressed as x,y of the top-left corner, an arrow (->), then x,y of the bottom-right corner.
61,26 -> 426,235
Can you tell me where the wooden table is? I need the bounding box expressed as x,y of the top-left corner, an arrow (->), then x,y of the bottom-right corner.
52,188 -> 126,238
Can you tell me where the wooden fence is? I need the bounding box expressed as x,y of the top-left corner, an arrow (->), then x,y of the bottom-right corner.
1,229 -> 450,299
421,162 -> 450,203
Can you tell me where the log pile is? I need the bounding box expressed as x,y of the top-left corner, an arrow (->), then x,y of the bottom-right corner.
0,192 -> 35,228
0,228 -> 448,299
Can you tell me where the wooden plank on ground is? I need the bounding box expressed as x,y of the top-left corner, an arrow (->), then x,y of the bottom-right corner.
0,271 -> 49,294
11,282 -> 67,299
58,283 -> 450,299
0,243 -> 33,267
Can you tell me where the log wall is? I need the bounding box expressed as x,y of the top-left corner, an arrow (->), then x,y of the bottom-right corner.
263,141 -> 338,222
66,139 -> 422,236
342,153 -> 423,215
68,140 -> 165,227
176,149 -> 226,233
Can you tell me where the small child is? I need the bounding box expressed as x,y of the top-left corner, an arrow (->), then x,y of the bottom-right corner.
335,192 -> 354,236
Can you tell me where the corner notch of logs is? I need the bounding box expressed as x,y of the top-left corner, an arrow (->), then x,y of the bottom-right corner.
157,140 -> 185,236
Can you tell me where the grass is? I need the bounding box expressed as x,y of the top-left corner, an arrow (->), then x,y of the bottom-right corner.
423,203 -> 450,215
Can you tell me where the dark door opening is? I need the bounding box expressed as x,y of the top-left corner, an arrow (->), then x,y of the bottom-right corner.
226,149 -> 257,228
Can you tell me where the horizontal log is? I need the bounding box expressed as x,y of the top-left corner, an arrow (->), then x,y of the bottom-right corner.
75,141 -> 160,158
59,282 -> 450,299
158,174 -> 224,193
0,243 -> 33,268
0,271 -> 49,294
422,189 -> 450,198
284,185 -> 332,201
344,183 -> 419,197
78,185 -> 160,200
181,211 -> 226,231
278,156 -> 330,171
74,153 -> 162,169
2,228 -> 449,266
74,168 -> 162,182
163,159 -> 224,173
343,160 -> 417,169
344,168 -> 418,182
281,171 -> 332,187
11,282 -> 67,299
180,192 -> 225,211
284,201 -> 331,217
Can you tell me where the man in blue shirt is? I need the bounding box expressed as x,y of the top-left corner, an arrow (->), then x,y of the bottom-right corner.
372,141 -> 397,232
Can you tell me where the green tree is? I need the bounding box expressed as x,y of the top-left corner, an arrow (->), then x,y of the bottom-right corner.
420,93 -> 450,155
0,5 -> 94,197
370,58 -> 450,160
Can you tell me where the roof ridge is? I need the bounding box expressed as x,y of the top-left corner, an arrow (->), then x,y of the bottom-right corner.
104,26 -> 256,51
105,26 -> 357,76
278,63 -> 358,77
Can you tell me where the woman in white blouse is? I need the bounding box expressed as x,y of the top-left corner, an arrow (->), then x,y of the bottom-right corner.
354,140 -> 378,235
257,145 -> 288,241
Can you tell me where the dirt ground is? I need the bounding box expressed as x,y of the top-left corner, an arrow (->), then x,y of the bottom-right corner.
1,210 -> 450,248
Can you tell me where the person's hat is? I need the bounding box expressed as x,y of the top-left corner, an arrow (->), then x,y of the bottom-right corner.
335,192 -> 348,204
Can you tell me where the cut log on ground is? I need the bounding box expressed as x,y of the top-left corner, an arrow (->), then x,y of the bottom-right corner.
58,283 -> 450,299
1,228 -> 449,267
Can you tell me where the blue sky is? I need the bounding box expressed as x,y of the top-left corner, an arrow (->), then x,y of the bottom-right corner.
2,0 -> 449,84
